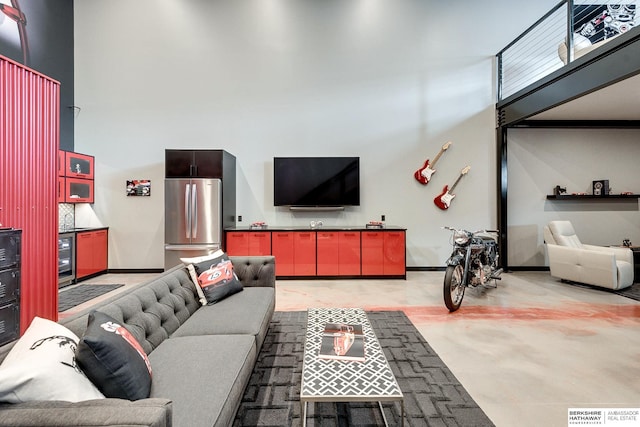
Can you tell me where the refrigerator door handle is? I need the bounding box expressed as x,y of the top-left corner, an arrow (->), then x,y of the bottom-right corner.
185,184 -> 191,239
192,184 -> 198,239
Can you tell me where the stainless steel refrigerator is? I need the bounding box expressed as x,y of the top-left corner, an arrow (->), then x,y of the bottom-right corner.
164,178 -> 223,269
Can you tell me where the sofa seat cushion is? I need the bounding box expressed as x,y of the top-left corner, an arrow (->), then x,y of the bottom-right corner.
0,398 -> 172,427
171,287 -> 274,348
148,335 -> 256,427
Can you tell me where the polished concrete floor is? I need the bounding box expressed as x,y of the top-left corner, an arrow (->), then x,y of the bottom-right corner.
63,271 -> 640,427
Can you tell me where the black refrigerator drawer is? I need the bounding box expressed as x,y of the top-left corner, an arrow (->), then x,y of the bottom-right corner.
0,229 -> 21,270
0,302 -> 19,347
0,268 -> 20,305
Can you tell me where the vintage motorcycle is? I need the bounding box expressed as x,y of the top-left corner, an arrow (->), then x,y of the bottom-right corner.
442,226 -> 503,312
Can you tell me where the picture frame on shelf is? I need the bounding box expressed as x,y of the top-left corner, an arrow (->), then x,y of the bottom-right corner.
592,180 -> 609,196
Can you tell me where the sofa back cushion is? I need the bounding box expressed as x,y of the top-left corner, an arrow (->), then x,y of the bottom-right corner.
229,256 -> 276,288
0,258 -> 276,362
62,265 -> 201,355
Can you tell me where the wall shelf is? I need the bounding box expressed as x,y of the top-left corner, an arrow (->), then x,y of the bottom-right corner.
546,194 -> 640,200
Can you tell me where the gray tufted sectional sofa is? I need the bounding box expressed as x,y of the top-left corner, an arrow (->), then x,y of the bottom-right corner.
0,256 -> 276,427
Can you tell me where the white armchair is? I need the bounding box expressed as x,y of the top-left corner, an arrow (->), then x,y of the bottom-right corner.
543,220 -> 634,290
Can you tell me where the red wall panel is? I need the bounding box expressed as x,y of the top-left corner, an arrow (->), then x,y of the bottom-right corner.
1,54 -> 60,332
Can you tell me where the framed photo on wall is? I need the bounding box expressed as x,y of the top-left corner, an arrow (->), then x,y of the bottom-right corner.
126,180 -> 151,197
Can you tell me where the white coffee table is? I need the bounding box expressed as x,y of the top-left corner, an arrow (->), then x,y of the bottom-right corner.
300,307 -> 404,426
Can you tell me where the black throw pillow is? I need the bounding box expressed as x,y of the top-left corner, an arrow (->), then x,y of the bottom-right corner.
188,252 -> 243,304
76,311 -> 152,400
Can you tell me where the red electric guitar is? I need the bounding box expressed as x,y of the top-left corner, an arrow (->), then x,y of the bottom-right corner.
414,141 -> 452,185
434,166 -> 470,210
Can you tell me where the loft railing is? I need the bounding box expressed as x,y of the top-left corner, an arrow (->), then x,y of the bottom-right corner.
496,1 -> 638,101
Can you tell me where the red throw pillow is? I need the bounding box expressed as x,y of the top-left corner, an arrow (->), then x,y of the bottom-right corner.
186,252 -> 244,304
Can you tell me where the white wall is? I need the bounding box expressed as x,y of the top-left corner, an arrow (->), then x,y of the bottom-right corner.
508,128 -> 640,266
74,0 -> 560,269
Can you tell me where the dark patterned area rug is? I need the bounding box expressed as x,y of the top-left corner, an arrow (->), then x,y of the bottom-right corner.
563,279 -> 640,302
58,284 -> 124,312
614,282 -> 640,302
234,310 -> 494,427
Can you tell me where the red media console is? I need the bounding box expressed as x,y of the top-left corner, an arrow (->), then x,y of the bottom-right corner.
225,227 -> 406,279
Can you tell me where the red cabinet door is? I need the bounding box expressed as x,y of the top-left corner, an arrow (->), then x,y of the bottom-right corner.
60,151 -> 95,204
58,177 -> 66,203
226,231 -> 271,256
94,230 -> 108,272
77,230 -> 109,280
361,232 -> 384,275
294,232 -> 316,276
362,231 -> 405,276
65,177 -> 94,203
248,232 -> 271,255
383,231 -> 405,275
225,232 -> 249,255
65,151 -> 94,179
338,232 -> 361,275
76,231 -> 94,279
317,232 -> 339,276
271,232 -> 294,276
316,232 -> 361,276
58,150 -> 66,176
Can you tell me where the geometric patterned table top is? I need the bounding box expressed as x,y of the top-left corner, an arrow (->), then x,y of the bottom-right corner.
300,307 -> 403,402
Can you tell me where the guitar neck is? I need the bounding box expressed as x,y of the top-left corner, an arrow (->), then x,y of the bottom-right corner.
431,149 -> 445,167
448,173 -> 464,193
447,166 -> 470,193
431,142 -> 451,167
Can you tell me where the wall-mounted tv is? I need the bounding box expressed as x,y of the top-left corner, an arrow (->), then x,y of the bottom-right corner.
274,157 -> 360,207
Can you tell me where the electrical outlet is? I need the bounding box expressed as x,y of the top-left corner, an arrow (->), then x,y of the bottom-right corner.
238,215 -> 243,222
381,215 -> 386,221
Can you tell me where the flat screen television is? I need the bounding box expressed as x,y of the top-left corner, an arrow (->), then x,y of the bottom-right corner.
274,157 -> 360,207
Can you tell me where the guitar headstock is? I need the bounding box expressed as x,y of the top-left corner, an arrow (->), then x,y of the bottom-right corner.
461,165 -> 471,175
442,141 -> 452,150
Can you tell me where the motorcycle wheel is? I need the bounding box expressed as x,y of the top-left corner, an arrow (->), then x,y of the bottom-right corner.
444,264 -> 465,312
